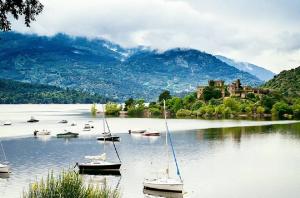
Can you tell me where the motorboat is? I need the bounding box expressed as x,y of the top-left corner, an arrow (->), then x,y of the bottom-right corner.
0,163 -> 10,173
3,121 -> 12,126
143,131 -> 160,136
71,122 -> 77,126
33,129 -> 51,136
58,120 -> 68,123
83,124 -> 92,131
143,100 -> 183,193
27,116 -> 39,123
57,131 -> 79,138
128,129 -> 146,134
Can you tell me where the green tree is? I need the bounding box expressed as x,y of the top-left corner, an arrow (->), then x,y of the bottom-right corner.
183,93 -> 196,109
124,98 -> 134,111
0,0 -> 43,31
203,87 -> 222,101
176,109 -> 192,117
90,103 -> 97,117
224,98 -> 240,112
166,97 -> 183,114
271,102 -> 292,118
105,102 -> 120,116
158,90 -> 171,102
190,100 -> 204,111
256,106 -> 265,115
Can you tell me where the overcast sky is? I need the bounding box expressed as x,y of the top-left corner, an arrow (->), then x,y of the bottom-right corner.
12,0 -> 300,73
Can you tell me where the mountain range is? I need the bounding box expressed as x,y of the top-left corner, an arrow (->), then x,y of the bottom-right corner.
0,32 -> 269,101
215,55 -> 275,81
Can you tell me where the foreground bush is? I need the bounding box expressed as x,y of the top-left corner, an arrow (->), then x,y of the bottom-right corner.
23,171 -> 119,198
176,109 -> 192,117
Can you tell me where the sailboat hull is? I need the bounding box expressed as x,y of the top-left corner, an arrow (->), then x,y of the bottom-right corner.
97,136 -> 120,141
143,179 -> 183,192
78,163 -> 121,172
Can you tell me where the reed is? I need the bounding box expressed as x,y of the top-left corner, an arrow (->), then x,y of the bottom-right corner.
23,171 -> 120,198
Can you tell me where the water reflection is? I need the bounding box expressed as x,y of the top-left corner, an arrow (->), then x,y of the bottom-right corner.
143,188 -> 183,198
0,123 -> 300,197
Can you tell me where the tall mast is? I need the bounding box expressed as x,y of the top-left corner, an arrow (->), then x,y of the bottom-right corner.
164,100 -> 169,178
102,104 -> 106,134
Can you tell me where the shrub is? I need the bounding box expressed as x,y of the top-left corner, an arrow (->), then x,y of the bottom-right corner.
256,106 -> 265,115
176,109 -> 192,117
105,102 -> 121,116
271,102 -> 292,118
224,98 -> 240,112
190,100 -> 204,111
149,107 -> 161,116
23,171 -> 119,198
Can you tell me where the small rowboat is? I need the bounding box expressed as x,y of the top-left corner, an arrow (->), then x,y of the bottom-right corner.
34,129 -> 51,136
143,131 -> 160,136
58,120 -> 68,123
3,121 -> 12,126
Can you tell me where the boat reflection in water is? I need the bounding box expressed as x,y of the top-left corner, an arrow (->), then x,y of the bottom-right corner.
78,168 -> 121,176
143,188 -> 183,198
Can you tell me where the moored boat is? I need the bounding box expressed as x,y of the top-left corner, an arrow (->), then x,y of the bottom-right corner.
58,120 -> 68,123
143,187 -> 183,198
27,116 -> 39,123
83,123 -> 92,131
33,129 -> 51,136
143,131 -> 160,136
3,121 -> 12,126
143,100 -> 183,193
0,163 -> 10,173
129,129 -> 146,134
57,131 -> 79,138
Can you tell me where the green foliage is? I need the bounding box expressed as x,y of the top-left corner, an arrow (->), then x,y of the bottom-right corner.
149,107 -> 161,116
190,100 -> 204,111
166,97 -> 184,114
224,98 -> 240,112
91,103 -> 97,117
158,90 -> 172,102
271,102 -> 293,118
260,95 -> 277,113
202,86 -> 222,101
209,98 -> 222,106
263,66 -> 300,98
0,79 -> 107,104
183,93 -> 197,109
256,106 -> 265,114
23,170 -> 119,198
292,102 -> 300,119
0,0 -> 43,31
124,98 -> 134,111
176,109 -> 192,117
105,102 -> 120,116
127,100 -> 145,117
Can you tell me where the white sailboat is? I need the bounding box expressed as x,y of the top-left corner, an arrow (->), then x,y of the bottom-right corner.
77,104 -> 121,174
143,100 -> 183,192
97,105 -> 120,141
0,140 -> 10,173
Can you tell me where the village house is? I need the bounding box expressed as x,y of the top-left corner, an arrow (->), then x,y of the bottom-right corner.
197,79 -> 270,99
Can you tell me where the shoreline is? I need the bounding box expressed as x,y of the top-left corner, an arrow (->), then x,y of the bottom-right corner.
0,104 -> 299,139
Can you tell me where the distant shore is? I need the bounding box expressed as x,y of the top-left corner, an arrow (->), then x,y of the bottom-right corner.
0,104 -> 299,138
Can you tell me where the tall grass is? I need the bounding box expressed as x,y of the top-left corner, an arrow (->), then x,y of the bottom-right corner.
23,171 -> 120,198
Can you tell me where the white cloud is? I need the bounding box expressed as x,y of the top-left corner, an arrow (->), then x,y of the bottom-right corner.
11,0 -> 300,73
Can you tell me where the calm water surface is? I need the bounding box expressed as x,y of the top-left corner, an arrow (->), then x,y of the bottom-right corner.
0,105 -> 300,198
0,123 -> 299,197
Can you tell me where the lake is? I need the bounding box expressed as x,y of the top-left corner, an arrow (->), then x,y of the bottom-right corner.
0,105 -> 300,198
